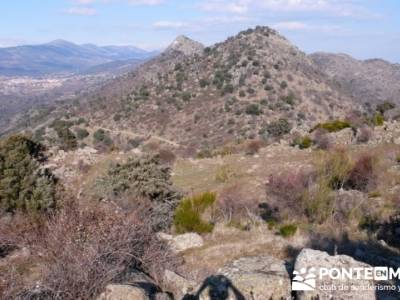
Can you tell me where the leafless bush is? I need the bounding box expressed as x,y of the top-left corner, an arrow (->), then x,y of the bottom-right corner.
0,200 -> 177,300
345,153 -> 378,192
266,169 -> 314,220
356,126 -> 373,144
158,148 -> 176,165
313,128 -> 332,150
217,184 -> 259,222
244,139 -> 263,155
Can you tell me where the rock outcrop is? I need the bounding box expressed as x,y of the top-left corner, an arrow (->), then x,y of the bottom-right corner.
191,255 -> 291,300
294,249 -> 376,300
165,35 -> 204,56
158,232 -> 204,253
97,284 -> 149,300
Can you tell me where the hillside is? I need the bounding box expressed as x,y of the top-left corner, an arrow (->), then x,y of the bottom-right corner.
310,52 -> 400,109
3,26 -> 400,300
69,26 -> 358,152
0,40 -> 156,76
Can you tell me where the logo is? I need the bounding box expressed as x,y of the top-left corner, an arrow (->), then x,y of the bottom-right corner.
292,267 -> 317,291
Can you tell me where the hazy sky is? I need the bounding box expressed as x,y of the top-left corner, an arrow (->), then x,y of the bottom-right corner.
1,0 -> 400,62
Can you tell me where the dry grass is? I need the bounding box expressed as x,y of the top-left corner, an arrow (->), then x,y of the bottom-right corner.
0,200 -> 177,300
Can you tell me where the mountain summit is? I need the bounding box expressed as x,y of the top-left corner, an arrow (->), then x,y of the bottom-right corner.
165,35 -> 204,56
74,26 -> 355,150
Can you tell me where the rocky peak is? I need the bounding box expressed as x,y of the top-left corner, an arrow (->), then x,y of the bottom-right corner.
164,35 -> 204,56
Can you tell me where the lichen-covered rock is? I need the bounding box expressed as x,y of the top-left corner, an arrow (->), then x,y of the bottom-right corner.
97,284 -> 149,300
193,256 -> 291,300
294,249 -> 376,300
158,232 -> 204,252
163,270 -> 197,299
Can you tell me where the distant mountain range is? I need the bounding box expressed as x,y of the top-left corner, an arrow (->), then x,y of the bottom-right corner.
0,40 -> 159,76
310,53 -> 400,108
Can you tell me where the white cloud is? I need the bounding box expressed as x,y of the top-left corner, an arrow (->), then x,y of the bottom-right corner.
72,0 -> 96,4
127,0 -> 165,5
153,21 -> 187,29
273,21 -> 309,30
198,0 -> 378,18
71,0 -> 165,6
64,7 -> 97,15
199,0 -> 249,14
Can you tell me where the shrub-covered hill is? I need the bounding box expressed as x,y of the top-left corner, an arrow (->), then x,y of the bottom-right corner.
61,26 -> 358,150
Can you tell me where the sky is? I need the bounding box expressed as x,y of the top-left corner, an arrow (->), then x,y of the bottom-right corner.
1,0 -> 400,62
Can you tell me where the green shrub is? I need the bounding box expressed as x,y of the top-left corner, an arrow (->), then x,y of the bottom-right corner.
279,224 -> 297,237
197,149 -> 213,159
281,93 -> 296,106
93,129 -> 113,146
303,178 -> 334,223
199,79 -> 209,88
0,135 -> 56,214
181,92 -> 191,102
55,127 -> 77,151
174,192 -> 216,234
373,113 -> 384,126
318,149 -> 353,190
312,120 -> 351,133
113,114 -> 122,122
245,103 -> 262,115
376,101 -> 395,114
263,119 -> 292,137
280,81 -> 288,89
96,154 -> 181,230
292,136 -> 313,149
264,84 -> 273,91
215,165 -> 234,183
223,84 -> 234,95
75,128 -> 89,140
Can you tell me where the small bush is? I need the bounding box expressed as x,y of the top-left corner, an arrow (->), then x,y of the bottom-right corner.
158,148 -> 176,165
218,184 -> 259,222
345,154 -> 377,192
0,201 -> 177,299
0,135 -> 57,214
266,169 -> 312,220
215,165 -> 235,183
197,148 -> 213,159
280,81 -> 288,89
95,154 -> 181,230
264,119 -> 292,137
181,92 -> 191,102
93,129 -> 113,146
245,103 -> 262,115
373,113 -> 385,126
292,136 -> 313,149
74,128 -> 89,140
376,101 -> 396,114
174,192 -> 216,234
223,84 -> 234,94
312,120 -> 351,133
313,129 -> 332,150
303,179 -> 334,223
55,127 -> 77,151
279,224 -> 297,237
199,79 -> 209,88
264,84 -> 273,91
245,139 -> 263,155
318,149 -> 353,190
356,126 -> 372,143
